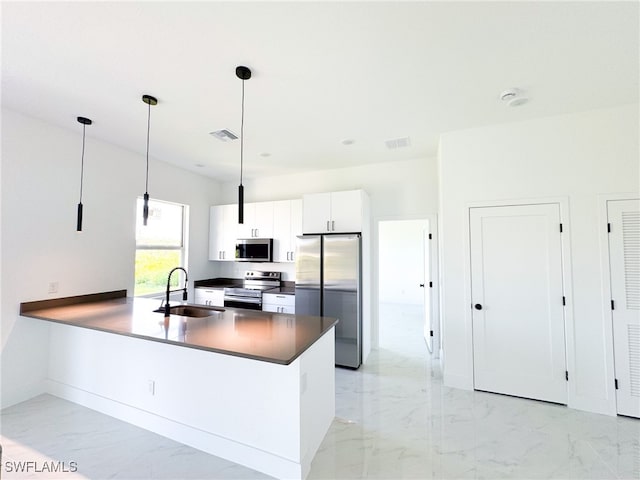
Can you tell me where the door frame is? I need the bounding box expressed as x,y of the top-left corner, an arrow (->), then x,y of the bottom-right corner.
373,214 -> 440,358
597,193 -> 640,416
464,197 -> 574,405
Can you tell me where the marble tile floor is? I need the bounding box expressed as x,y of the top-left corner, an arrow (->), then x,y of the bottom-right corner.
1,303 -> 638,479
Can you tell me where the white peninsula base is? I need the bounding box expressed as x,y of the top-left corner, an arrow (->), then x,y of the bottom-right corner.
46,323 -> 335,479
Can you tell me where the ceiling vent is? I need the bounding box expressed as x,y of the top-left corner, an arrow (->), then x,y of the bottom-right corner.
209,129 -> 238,141
385,136 -> 411,150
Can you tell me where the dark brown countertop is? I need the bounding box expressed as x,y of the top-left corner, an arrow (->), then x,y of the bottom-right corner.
20,292 -> 336,365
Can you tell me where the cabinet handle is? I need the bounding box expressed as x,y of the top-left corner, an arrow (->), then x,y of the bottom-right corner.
474,304 -> 483,310
255,228 -> 259,237
327,220 -> 330,231
291,251 -> 294,261
332,220 -> 335,231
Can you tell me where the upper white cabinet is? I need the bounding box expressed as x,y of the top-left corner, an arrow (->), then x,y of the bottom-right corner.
209,204 -> 237,261
303,190 -> 366,233
236,202 -> 274,239
273,199 -> 303,263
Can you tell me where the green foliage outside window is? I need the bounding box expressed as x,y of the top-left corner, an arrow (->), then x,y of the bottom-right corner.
134,250 -> 181,296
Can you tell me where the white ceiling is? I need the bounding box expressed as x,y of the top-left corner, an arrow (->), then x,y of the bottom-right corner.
2,1 -> 638,182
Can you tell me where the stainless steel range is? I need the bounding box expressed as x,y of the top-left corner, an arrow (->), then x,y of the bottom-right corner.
223,271 -> 281,310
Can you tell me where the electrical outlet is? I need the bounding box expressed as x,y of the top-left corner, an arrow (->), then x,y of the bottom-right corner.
148,380 -> 155,396
48,282 -> 59,294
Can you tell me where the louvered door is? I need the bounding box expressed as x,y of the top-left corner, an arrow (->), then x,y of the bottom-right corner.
608,199 -> 640,418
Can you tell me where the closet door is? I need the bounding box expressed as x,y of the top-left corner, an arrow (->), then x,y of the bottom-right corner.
608,199 -> 640,418
470,204 -> 567,404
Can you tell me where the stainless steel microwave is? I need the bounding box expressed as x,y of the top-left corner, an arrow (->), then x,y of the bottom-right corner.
235,238 -> 273,262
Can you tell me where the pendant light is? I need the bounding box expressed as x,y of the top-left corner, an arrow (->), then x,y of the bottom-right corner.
236,66 -> 251,224
141,94 -> 158,226
76,116 -> 92,232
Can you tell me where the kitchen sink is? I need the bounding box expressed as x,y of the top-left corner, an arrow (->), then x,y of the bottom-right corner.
154,305 -> 224,317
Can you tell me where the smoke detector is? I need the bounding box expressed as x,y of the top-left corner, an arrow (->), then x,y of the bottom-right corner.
500,88 -> 529,107
209,129 -> 238,141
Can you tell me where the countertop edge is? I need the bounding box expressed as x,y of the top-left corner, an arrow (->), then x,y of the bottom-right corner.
20,290 -> 127,314
20,294 -> 337,366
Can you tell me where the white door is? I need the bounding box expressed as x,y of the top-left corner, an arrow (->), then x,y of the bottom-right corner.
423,229 -> 432,352
608,199 -> 640,418
470,204 -> 567,404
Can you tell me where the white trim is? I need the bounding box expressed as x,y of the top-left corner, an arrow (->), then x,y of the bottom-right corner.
426,214 -> 441,359
374,214 -> 441,358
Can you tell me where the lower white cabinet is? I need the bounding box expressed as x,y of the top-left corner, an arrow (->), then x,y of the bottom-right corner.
194,287 -> 224,307
262,293 -> 295,314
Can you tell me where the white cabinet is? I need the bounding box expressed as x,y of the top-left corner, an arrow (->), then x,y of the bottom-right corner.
262,293 -> 295,314
194,287 -> 225,307
209,204 -> 237,261
237,202 -> 274,239
272,199 -> 302,263
302,190 -> 365,233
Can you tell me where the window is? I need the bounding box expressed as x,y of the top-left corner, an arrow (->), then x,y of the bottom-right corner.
134,198 -> 188,296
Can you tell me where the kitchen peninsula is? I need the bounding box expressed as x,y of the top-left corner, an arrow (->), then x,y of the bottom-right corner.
20,290 -> 337,479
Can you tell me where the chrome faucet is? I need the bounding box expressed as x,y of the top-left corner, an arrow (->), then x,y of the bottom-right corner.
164,267 -> 188,317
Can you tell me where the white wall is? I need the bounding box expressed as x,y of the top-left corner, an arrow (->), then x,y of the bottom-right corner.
438,104 -> 640,415
219,158 -> 438,218
378,219 -> 428,305
1,109 -> 222,408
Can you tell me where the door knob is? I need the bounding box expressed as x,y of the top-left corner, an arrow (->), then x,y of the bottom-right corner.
474,304 -> 483,310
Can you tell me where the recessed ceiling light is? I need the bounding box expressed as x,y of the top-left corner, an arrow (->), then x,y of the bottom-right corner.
209,129 -> 238,141
341,138 -> 355,146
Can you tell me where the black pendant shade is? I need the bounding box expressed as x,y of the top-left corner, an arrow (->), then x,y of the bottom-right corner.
236,66 -> 251,224
142,94 -> 158,226
76,116 -> 92,232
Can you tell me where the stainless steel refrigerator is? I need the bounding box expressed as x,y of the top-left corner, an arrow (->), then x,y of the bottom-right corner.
295,234 -> 362,368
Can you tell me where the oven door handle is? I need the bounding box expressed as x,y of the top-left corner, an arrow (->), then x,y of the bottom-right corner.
223,296 -> 262,304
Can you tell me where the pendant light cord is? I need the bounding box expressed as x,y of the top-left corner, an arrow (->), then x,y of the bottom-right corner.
79,123 -> 86,203
145,100 -> 151,193
240,78 -> 245,186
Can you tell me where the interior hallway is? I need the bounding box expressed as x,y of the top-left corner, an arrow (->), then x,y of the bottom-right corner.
1,304 -> 638,479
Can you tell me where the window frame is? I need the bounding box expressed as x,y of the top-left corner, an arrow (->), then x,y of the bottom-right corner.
134,197 -> 189,298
